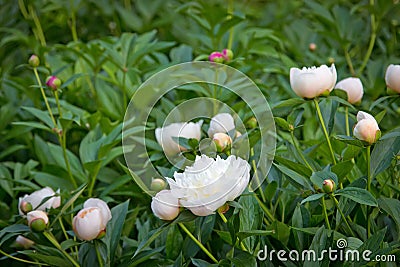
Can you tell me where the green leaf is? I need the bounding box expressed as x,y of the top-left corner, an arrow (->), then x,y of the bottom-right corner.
236,230 -> 274,242
335,135 -> 366,147
106,200 -> 129,264
21,106 -> 55,128
331,161 -> 354,181
166,224 -> 183,259
238,194 -> 263,252
273,163 -> 313,190
133,224 -> 169,258
301,193 -> 325,204
335,187 -> 377,206
274,155 -> 312,178
377,197 -> 400,235
371,135 -> 400,178
228,250 -> 257,267
272,98 -> 305,109
274,117 -> 291,131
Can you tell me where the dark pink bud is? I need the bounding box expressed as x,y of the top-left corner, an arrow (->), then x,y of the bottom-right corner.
46,76 -> 61,90
209,52 -> 225,63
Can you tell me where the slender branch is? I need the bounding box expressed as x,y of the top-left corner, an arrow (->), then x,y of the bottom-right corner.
227,0 -> 234,50
253,193 -> 273,224
178,223 -> 218,263
345,106 -> 350,136
33,68 -> 57,127
343,48 -> 356,76
0,249 -> 49,266
290,131 -> 314,172
313,99 -> 337,165
250,147 -> 266,202
331,196 -> 355,236
95,241 -> 104,267
43,232 -> 80,267
321,196 -> 331,230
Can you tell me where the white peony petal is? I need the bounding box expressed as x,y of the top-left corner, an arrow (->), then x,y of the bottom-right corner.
385,64 -> 400,93
73,207 -> 104,241
83,198 -> 112,224
207,113 -> 235,138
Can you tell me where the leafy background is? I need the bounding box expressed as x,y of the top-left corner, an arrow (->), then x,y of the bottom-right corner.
0,0 -> 400,266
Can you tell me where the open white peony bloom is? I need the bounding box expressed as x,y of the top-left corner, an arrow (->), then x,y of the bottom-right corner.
385,64 -> 400,93
155,121 -> 203,155
166,155 -> 250,216
353,111 -> 380,144
290,64 -> 337,99
73,198 -> 112,241
335,77 -> 364,104
207,113 -> 235,138
18,187 -> 61,215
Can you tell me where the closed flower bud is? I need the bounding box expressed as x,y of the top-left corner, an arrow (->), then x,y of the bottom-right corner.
46,76 -> 61,90
209,52 -> 225,63
151,190 -> 180,220
222,49 -> 233,61
213,132 -> 232,152
290,64 -> 337,99
73,198 -> 112,241
353,111 -> 380,144
28,55 -> 40,67
385,64 -> 400,94
335,77 -> 364,104
150,178 -> 166,192
322,179 -> 336,193
309,43 -> 317,52
207,113 -> 235,138
246,117 -> 257,129
15,235 -> 35,249
27,211 -> 48,232
19,201 -> 33,214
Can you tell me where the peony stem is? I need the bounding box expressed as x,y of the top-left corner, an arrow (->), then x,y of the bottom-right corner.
290,131 -> 314,172
321,196 -> 331,230
43,231 -> 80,267
331,196 -> 355,236
250,147 -> 266,202
313,99 -> 337,165
366,145 -> 372,238
357,0 -> 376,75
178,223 -> 218,263
0,249 -> 49,266
253,193 -> 274,224
227,0 -> 234,50
345,106 -> 350,136
33,68 -> 57,127
95,241 -> 104,267
217,211 -> 248,251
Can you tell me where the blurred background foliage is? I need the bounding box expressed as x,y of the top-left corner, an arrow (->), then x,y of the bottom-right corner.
0,0 -> 400,266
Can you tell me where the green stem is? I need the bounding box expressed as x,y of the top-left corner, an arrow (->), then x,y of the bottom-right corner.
227,0 -> 234,50
345,106 -> 350,136
344,48 -> 356,76
178,223 -> 218,263
88,161 -> 102,197
313,99 -> 337,165
54,91 -> 63,117
321,196 -> 331,230
60,132 -> 78,188
70,0 -> 78,42
0,249 -> 49,266
122,70 -> 127,112
33,68 -> 57,127
331,196 -> 355,236
357,0 -> 376,75
250,147 -> 266,202
43,232 -> 80,267
253,193 -> 273,224
217,211 -> 247,251
366,146 -> 371,192
95,241 -> 104,267
290,131 -> 314,172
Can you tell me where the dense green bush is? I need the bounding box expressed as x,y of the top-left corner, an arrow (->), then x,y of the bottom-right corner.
0,0 -> 400,266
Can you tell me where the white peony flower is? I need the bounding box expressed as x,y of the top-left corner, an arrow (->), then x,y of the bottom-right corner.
290,64 -> 337,98
19,187 -> 61,215
73,198 -> 112,241
166,155 -> 250,216
353,111 -> 380,144
335,77 -> 364,104
151,190 -> 180,220
207,113 -> 235,138
385,64 -> 400,93
155,121 -> 203,155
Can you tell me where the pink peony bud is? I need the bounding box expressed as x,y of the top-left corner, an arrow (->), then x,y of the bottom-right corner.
335,77 -> 364,104
222,49 -> 234,61
353,111 -> 380,144
309,43 -> 317,52
151,190 -> 180,220
209,52 -> 225,63
15,235 -> 35,249
27,210 -> 48,232
46,76 -> 61,90
385,64 -> 400,94
28,55 -> 40,67
213,132 -> 232,152
322,179 -> 336,193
